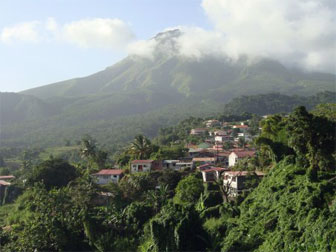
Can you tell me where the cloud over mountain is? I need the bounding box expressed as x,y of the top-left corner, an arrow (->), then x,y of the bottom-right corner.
128,0 -> 336,73
1,0 -> 335,73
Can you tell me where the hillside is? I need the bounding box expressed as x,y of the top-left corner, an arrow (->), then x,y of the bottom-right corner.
0,30 -> 335,149
22,30 -> 335,101
0,92 -> 59,125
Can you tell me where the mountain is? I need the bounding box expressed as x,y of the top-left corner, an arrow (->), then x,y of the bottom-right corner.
1,29 -> 335,149
0,92 -> 59,125
22,30 -> 335,101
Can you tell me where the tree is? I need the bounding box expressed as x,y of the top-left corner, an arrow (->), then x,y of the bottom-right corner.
128,135 -> 153,160
173,174 -> 203,206
27,158 -> 78,190
287,106 -> 336,180
238,137 -> 246,149
80,135 -> 108,169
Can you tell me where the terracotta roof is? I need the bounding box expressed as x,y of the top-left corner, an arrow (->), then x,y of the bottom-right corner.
233,125 -> 249,129
93,169 -> 124,175
0,175 -> 15,180
231,151 -> 256,158
198,163 -> 212,168
131,160 -> 154,164
0,180 -> 11,186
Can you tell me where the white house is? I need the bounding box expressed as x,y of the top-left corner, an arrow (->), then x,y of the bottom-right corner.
232,124 -> 249,133
205,120 -> 221,128
92,169 -> 124,184
163,160 -> 180,170
228,151 -> 255,167
190,128 -> 207,135
223,171 -> 264,196
201,167 -> 228,182
131,160 -> 162,173
175,162 -> 193,170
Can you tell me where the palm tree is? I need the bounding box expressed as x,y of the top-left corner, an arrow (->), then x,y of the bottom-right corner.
128,135 -> 152,159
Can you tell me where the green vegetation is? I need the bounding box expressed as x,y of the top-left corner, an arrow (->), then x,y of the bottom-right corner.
0,104 -> 335,251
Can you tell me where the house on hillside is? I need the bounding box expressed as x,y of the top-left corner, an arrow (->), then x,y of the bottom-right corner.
92,169 -> 124,184
188,148 -> 215,158
201,167 -> 228,182
205,120 -> 221,128
192,157 -> 217,165
223,171 -> 264,196
214,130 -> 227,136
131,160 -> 162,173
232,124 -> 249,133
163,160 -> 180,170
229,150 -> 256,167
197,163 -> 212,171
175,161 -> 193,170
190,128 -> 207,135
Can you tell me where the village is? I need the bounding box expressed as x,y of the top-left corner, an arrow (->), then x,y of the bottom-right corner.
89,118 -> 266,198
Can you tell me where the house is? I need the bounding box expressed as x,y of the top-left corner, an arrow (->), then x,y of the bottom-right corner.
188,148 -> 215,158
92,169 -> 124,184
223,171 -> 264,196
197,163 -> 213,171
232,124 -> 249,133
190,128 -> 207,135
201,167 -> 228,182
192,157 -> 217,165
131,160 -> 162,173
205,120 -> 221,128
213,144 -> 223,151
163,160 -> 180,170
228,151 -> 256,167
214,130 -> 227,136
216,151 -> 231,165
175,162 -> 193,170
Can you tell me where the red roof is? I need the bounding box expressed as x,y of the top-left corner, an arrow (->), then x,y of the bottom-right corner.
233,125 -> 249,129
0,175 -> 15,180
231,151 -> 256,158
93,169 -> 124,175
131,160 -> 154,164
198,163 -> 212,168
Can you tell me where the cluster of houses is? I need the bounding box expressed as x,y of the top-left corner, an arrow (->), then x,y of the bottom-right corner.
92,119 -> 263,197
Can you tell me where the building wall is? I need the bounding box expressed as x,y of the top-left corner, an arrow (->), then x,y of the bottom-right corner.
96,175 -> 121,184
229,153 -> 238,167
131,163 -> 152,172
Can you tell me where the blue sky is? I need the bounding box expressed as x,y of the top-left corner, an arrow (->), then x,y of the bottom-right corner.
0,0 -> 334,92
0,0 -> 209,92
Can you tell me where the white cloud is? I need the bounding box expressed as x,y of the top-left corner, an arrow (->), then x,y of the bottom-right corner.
0,21 -> 41,43
127,39 -> 157,59
128,0 -> 335,73
0,18 -> 135,50
201,0 -> 336,72
62,18 -> 135,49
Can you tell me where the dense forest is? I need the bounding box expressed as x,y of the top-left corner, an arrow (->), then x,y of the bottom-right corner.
0,103 -> 335,251
1,91 -> 334,153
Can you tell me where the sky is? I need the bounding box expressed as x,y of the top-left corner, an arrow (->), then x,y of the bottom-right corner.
0,0 -> 335,92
